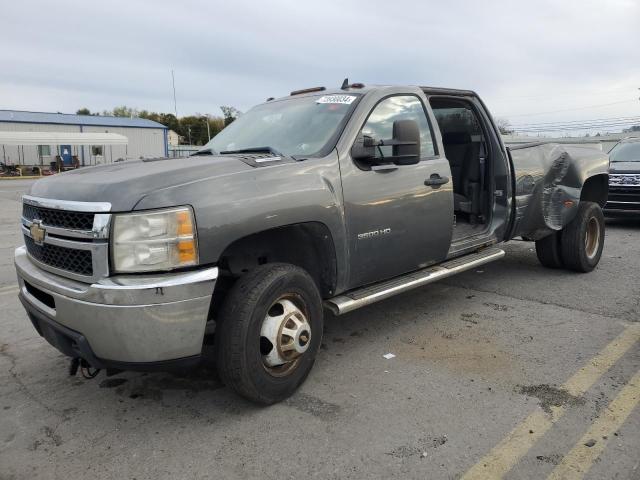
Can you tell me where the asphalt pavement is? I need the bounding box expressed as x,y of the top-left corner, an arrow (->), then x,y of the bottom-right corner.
1,179 -> 638,480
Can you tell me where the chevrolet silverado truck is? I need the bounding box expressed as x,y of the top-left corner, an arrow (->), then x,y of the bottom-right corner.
15,82 -> 610,404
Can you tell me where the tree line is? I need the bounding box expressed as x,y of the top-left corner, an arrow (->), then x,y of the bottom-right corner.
76,106 -> 241,146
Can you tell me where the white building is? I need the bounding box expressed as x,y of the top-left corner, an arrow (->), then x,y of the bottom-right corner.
0,110 -> 168,167
167,129 -> 181,146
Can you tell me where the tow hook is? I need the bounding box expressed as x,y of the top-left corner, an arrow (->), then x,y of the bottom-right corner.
68,357 -> 101,379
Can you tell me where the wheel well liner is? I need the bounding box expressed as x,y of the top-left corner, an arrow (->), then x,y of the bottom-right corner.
215,222 -> 338,300
580,174 -> 608,207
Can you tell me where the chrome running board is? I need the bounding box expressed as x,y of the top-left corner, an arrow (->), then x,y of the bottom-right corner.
325,247 -> 505,315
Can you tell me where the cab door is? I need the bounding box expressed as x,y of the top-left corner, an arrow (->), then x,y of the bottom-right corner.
340,94 -> 454,288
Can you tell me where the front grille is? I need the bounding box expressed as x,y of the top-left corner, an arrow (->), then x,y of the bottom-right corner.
606,185 -> 640,210
24,235 -> 93,276
608,186 -> 640,196
23,204 -> 94,230
606,201 -> 640,211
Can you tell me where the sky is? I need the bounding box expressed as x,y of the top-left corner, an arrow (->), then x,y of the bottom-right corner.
1,0 -> 639,136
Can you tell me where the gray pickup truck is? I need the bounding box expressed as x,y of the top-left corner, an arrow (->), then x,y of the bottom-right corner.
15,82 -> 609,404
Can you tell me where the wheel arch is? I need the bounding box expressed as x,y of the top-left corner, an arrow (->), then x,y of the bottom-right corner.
211,222 -> 338,315
580,173 -> 608,208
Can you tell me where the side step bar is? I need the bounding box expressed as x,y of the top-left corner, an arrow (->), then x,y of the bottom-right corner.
325,247 -> 505,315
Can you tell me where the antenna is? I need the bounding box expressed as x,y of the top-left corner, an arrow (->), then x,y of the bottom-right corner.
341,78 -> 349,90
171,70 -> 178,118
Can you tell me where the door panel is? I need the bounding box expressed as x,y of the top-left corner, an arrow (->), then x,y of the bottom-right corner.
341,95 -> 454,288
343,160 -> 453,287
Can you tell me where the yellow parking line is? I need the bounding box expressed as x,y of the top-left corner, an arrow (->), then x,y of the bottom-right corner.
563,329 -> 640,398
546,369 -> 640,480
461,324 -> 640,480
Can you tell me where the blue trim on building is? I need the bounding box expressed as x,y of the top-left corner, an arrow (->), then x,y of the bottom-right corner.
0,119 -> 167,130
0,110 -> 168,130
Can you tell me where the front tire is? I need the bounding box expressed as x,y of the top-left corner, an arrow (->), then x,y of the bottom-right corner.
215,263 -> 323,404
560,201 -> 605,272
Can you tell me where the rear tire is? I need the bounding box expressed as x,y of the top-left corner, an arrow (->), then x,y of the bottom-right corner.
215,263 -> 323,404
560,201 -> 605,272
535,231 -> 564,269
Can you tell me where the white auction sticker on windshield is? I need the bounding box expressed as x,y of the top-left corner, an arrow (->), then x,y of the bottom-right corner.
316,95 -> 357,105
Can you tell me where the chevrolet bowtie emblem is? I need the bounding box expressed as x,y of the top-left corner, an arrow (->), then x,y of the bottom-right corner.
30,220 -> 46,246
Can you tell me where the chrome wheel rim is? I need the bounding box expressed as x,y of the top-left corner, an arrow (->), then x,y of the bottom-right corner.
585,216 -> 600,260
260,296 -> 311,377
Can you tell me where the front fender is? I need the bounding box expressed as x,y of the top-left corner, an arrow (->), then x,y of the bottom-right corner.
133,152 -> 348,291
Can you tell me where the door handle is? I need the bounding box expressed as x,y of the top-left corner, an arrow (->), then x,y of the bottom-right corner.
424,174 -> 449,187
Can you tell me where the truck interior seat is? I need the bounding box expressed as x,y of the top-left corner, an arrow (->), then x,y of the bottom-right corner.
461,138 -> 482,216
442,131 -> 473,212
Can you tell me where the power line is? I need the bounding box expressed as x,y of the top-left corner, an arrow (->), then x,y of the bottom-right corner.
513,120 -> 639,128
512,115 -> 640,128
513,124 -> 640,133
491,86 -> 637,101
497,99 -> 637,118
512,123 -> 640,133
511,115 -> 640,132
512,121 -> 640,132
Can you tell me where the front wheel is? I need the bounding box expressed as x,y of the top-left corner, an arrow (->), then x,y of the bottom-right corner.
560,201 -> 605,272
215,263 -> 323,404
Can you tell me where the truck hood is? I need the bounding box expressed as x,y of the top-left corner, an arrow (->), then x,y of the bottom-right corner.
29,156 -> 255,211
610,161 -> 640,174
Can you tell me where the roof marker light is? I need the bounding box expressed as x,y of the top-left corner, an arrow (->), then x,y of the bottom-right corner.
290,87 -> 326,96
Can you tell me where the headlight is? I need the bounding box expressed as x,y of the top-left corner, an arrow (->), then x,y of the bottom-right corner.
112,206 -> 198,273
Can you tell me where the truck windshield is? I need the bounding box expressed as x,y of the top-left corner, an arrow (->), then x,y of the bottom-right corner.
609,142 -> 640,162
199,94 -> 361,158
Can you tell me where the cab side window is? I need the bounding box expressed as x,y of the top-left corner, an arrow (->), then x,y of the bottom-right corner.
361,95 -> 436,159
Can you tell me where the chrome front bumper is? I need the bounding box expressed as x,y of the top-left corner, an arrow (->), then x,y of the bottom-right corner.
15,246 -> 217,366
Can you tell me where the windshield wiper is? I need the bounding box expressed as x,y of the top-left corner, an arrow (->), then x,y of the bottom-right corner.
220,146 -> 284,157
190,148 -> 217,156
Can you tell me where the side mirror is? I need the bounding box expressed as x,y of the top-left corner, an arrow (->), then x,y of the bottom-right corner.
351,119 -> 421,165
391,119 -> 420,165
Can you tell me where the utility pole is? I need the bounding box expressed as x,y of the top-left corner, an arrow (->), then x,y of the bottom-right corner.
171,70 -> 178,118
203,116 -> 211,141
